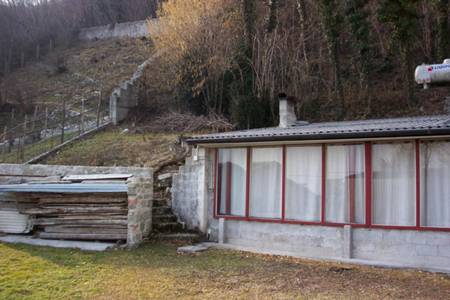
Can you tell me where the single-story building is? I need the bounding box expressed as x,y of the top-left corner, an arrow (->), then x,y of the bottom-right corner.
172,94 -> 450,272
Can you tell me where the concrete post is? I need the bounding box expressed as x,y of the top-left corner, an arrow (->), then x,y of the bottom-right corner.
218,218 -> 225,244
343,225 -> 353,259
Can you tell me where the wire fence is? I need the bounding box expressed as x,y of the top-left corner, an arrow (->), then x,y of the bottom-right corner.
0,95 -> 110,164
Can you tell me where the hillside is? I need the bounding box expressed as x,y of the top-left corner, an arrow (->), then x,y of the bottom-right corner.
0,38 -> 153,129
42,127 -> 183,168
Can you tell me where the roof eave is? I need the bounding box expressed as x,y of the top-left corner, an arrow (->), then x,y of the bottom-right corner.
186,128 -> 450,145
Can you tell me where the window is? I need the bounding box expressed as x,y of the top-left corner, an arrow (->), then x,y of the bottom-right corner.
420,141 -> 450,228
326,144 -> 365,224
372,142 -> 416,226
285,146 -> 322,222
217,148 -> 247,216
249,147 -> 282,219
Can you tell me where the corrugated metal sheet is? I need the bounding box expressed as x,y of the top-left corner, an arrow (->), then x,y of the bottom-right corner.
0,183 -> 128,194
0,209 -> 32,234
187,115 -> 450,144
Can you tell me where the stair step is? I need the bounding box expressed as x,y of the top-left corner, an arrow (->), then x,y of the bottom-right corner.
153,199 -> 169,207
153,214 -> 178,223
153,222 -> 183,233
152,206 -> 172,215
154,233 -> 201,242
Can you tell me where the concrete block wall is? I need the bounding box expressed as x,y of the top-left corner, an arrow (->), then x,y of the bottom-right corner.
127,177 -> 153,247
172,148 -> 211,233
352,229 -> 450,270
109,57 -> 154,125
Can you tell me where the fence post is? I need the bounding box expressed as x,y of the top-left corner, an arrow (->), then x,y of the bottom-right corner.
1,126 -> 7,155
32,106 -> 38,131
2,126 -> 6,143
36,44 -> 40,61
10,108 -> 15,121
44,107 -> 48,139
21,52 -> 25,68
96,89 -> 102,128
80,99 -> 85,134
61,97 -> 66,144
18,115 -> 27,162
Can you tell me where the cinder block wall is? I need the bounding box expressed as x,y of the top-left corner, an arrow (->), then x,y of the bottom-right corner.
0,164 -> 153,247
172,148 -> 212,233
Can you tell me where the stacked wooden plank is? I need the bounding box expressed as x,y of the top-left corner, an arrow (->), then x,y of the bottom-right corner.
14,193 -> 129,241
0,174 -> 132,241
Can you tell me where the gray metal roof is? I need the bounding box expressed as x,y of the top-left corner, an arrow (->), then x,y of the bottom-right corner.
0,183 -> 128,194
187,115 -> 450,144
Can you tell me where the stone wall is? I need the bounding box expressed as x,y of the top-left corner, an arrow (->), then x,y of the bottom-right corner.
127,176 -> 153,247
79,19 -> 160,41
0,164 -> 153,247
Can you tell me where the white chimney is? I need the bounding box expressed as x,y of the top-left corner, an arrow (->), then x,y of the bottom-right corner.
278,93 -> 297,128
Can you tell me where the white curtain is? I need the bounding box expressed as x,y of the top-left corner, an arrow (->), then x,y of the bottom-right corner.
326,145 -> 365,224
285,146 -> 322,221
421,141 -> 450,227
372,143 -> 415,226
218,148 -> 247,216
250,148 -> 282,219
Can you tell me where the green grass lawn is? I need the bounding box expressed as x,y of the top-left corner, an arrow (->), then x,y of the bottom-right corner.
0,242 -> 449,300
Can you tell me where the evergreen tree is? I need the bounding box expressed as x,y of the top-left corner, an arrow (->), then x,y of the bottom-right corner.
319,0 -> 345,118
345,0 -> 371,112
378,0 -> 420,105
434,0 -> 449,60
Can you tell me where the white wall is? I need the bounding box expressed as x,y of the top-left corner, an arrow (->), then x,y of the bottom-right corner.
79,19 -> 160,41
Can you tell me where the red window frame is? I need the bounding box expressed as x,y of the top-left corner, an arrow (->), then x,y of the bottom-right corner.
213,139 -> 450,232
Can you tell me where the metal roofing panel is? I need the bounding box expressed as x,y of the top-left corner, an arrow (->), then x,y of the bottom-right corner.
62,174 -> 133,182
0,183 -> 128,194
0,209 -> 32,234
187,115 -> 450,144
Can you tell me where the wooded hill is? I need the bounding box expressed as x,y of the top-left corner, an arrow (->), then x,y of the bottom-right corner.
145,0 -> 450,129
2,0 -> 450,131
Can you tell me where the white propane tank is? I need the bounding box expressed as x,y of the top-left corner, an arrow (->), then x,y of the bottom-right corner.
415,59 -> 450,89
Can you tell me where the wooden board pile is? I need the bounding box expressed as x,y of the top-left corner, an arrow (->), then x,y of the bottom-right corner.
13,192 -> 129,241
0,174 -> 133,241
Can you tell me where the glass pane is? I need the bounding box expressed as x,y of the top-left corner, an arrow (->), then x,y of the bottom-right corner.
372,142 -> 415,226
285,146 -> 322,222
326,144 -> 365,224
217,148 -> 247,216
420,141 -> 450,228
249,147 -> 282,219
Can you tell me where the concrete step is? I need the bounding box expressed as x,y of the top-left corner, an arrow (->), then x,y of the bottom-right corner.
153,199 -> 169,207
153,222 -> 183,233
153,233 -> 201,243
152,206 -> 172,215
153,214 -> 178,224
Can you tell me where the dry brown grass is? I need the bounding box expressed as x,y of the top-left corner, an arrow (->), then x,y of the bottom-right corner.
1,242 -> 449,300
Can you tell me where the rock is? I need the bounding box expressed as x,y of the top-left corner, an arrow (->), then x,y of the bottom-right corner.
157,173 -> 173,181
177,244 -> 209,254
